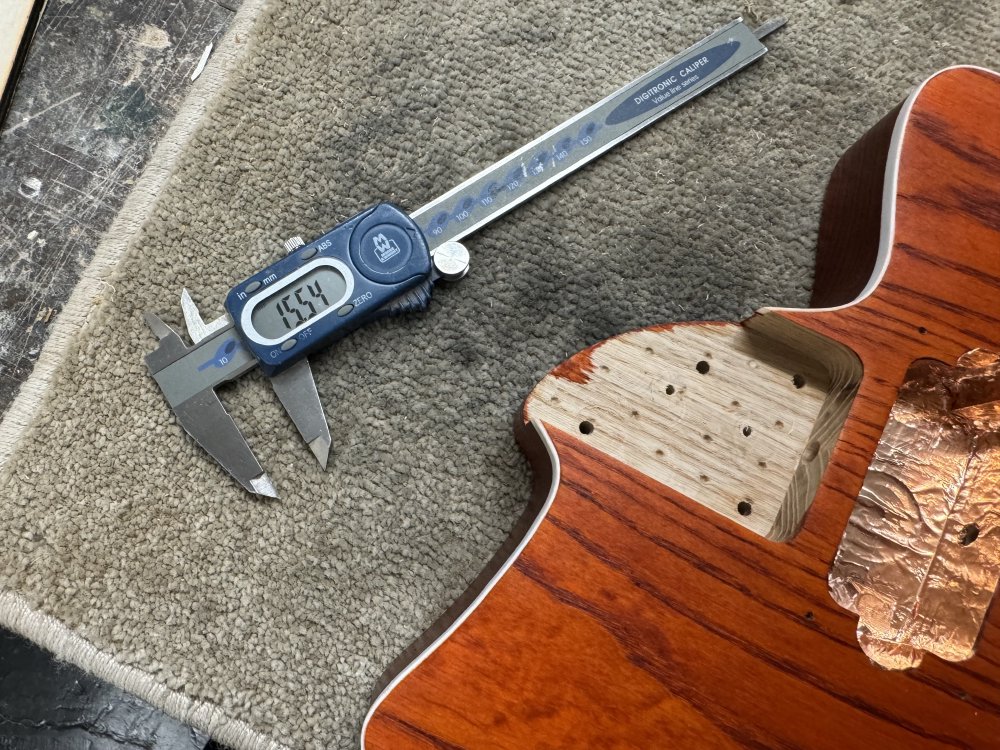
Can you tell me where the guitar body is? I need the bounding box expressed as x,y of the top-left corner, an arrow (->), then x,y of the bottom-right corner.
363,66 -> 1000,748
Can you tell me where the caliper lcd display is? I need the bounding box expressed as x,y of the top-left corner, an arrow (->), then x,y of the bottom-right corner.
249,266 -> 348,339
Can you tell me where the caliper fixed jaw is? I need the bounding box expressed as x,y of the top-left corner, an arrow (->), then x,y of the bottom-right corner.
145,286 -> 336,496
181,288 -> 332,472
144,310 -> 276,497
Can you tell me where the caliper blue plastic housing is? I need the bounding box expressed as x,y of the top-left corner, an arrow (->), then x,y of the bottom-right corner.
225,203 -> 432,375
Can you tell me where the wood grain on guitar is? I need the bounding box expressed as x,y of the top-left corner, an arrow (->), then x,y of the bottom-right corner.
364,66 -> 1000,748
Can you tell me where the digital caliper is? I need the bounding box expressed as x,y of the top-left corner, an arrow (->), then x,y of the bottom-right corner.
145,17 -> 785,496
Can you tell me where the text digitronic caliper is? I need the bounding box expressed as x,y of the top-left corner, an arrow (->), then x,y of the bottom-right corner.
145,17 -> 785,496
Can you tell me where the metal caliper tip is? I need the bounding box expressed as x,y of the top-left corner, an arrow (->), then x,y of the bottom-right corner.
144,311 -> 176,341
250,473 -> 279,498
180,287 -> 231,344
309,436 -> 331,471
753,16 -> 787,40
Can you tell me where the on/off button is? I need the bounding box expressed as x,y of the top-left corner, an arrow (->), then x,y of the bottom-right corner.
352,223 -> 413,283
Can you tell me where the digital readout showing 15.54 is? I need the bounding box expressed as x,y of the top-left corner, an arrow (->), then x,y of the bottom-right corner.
249,266 -> 348,339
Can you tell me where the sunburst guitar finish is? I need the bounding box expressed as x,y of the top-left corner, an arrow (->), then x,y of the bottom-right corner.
363,66 -> 1000,748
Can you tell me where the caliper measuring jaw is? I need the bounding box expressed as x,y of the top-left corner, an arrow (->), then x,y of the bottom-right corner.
144,309 -> 276,496
143,17 -> 785,497
145,205 -> 467,498
144,292 -> 334,498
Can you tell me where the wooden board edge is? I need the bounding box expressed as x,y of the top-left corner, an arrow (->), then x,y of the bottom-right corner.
0,0 -> 47,128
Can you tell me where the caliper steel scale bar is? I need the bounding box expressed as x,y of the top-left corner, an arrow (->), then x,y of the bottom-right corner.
145,17 -> 785,497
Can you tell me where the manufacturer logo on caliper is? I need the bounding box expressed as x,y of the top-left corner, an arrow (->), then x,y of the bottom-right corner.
372,233 -> 402,263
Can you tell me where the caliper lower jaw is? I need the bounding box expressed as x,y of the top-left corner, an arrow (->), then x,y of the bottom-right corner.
144,310 -> 277,497
144,289 -> 334,498
144,289 -> 334,497
179,288 -> 331,473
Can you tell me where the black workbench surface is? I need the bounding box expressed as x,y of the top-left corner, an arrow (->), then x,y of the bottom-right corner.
1,2 -> 241,747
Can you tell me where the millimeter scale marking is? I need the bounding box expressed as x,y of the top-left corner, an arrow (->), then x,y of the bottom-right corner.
412,17 -> 784,251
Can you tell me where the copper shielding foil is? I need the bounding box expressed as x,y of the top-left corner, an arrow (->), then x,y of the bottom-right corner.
829,350 -> 1000,669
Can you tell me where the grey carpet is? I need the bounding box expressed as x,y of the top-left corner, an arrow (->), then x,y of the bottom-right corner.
1,1 -> 999,748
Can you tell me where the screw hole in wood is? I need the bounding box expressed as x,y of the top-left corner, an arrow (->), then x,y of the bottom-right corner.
793,373 -> 806,389
737,501 -> 753,517
696,360 -> 710,374
802,441 -> 820,461
665,384 -> 675,395
742,426 -> 752,437
960,523 -> 980,546
579,420 -> 594,435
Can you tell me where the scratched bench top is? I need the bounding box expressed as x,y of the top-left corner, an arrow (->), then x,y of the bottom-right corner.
0,0 -> 241,418
0,1 -> 241,744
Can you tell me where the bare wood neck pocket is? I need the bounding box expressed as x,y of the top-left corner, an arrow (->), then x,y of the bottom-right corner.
525,313 -> 861,540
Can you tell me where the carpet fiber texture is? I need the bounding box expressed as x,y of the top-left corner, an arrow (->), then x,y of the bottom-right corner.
1,1 -> 999,748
